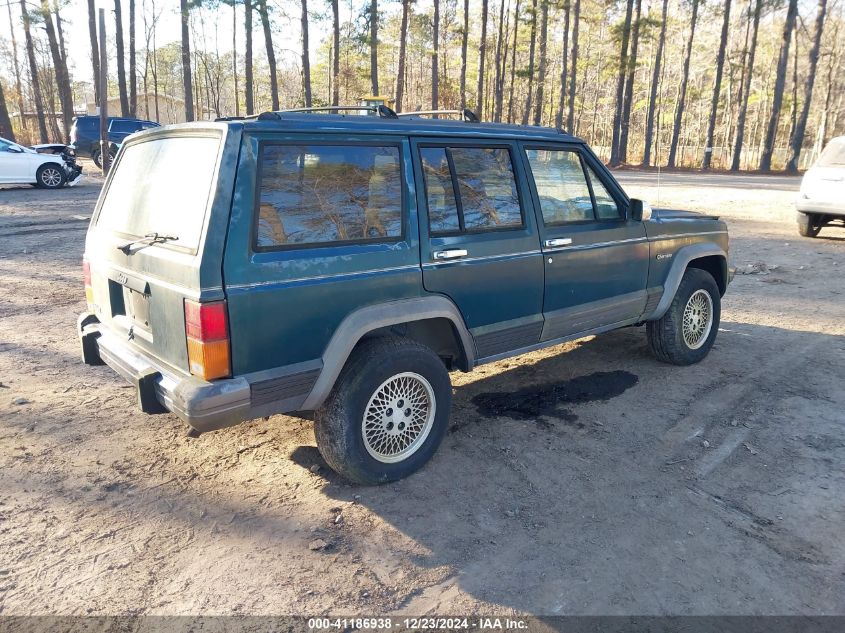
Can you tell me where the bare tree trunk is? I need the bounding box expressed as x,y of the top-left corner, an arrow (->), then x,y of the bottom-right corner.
301,0 -> 312,106
7,0 -> 27,130
180,0 -> 194,120
506,0 -> 520,122
521,0 -> 537,125
566,0 -> 580,132
257,0 -> 278,110
476,0 -> 489,115
232,1 -> 239,116
331,0 -> 340,106
619,0 -> 642,162
493,0 -> 505,120
609,0 -> 634,165
0,80 -> 15,141
642,0 -> 668,166
39,0 -> 73,139
459,0 -> 469,108
395,0 -> 410,111
369,0 -> 379,95
731,0 -> 762,170
759,0 -> 798,171
786,0 -> 827,172
666,0 -> 700,168
129,0 -> 137,117
87,0 -> 100,107
21,0 -> 48,143
432,0 -> 440,109
532,0 -> 548,125
555,0 -> 570,129
245,0 -> 254,114
113,0 -> 129,116
702,0 -> 732,169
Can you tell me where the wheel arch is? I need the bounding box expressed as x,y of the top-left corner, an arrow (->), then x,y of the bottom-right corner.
300,296 -> 475,411
649,243 -> 727,321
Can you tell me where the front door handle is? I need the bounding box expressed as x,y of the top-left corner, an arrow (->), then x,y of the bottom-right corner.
544,238 -> 573,248
432,249 -> 469,260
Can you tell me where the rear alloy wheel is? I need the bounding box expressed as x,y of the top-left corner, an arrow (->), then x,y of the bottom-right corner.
315,337 -> 451,484
797,213 -> 822,238
647,268 -> 721,365
35,163 -> 66,189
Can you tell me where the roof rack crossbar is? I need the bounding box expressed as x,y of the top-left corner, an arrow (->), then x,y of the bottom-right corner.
265,105 -> 399,119
396,108 -> 480,122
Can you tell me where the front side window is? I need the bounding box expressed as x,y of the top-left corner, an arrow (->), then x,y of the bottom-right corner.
256,144 -> 403,248
587,165 -> 621,219
525,149 -> 594,224
420,145 -> 523,235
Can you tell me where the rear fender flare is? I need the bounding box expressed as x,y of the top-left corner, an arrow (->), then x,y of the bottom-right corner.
300,296 -> 475,411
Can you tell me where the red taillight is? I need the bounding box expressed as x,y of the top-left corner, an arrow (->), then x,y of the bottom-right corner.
184,299 -> 231,380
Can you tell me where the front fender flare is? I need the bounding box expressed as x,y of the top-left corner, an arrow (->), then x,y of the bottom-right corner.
300,296 -> 475,411
649,243 -> 727,320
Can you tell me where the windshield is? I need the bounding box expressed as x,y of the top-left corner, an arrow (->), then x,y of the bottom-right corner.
96,134 -> 222,250
817,138 -> 845,167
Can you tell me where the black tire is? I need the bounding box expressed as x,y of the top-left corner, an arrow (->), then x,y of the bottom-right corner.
92,147 -> 116,169
314,337 -> 452,485
34,163 -> 66,189
647,268 -> 721,366
797,213 -> 821,238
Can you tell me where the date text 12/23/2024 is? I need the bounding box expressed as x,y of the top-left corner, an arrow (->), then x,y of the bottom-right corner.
308,617 -> 530,630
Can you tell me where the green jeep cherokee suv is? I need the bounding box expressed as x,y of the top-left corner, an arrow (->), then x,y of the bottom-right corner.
78,108 -> 732,484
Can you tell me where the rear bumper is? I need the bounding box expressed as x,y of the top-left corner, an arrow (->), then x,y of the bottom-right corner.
796,199 -> 845,217
78,314 -> 251,433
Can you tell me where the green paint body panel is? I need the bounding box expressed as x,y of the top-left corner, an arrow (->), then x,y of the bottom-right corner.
81,114 -> 730,425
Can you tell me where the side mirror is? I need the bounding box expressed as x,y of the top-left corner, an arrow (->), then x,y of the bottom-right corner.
7,145 -> 23,153
629,198 -> 653,222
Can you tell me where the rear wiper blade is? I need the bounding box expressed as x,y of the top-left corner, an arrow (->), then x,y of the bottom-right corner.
117,232 -> 179,255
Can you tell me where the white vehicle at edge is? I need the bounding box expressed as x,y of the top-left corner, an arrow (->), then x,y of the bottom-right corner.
0,136 -> 83,189
796,135 -> 845,238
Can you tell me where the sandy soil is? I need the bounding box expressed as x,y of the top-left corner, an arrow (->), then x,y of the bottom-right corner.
0,166 -> 843,616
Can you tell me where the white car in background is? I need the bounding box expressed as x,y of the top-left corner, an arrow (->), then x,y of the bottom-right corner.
0,136 -> 83,189
797,135 -> 845,237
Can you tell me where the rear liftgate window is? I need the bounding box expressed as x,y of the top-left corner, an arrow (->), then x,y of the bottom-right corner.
256,144 -> 403,248
96,135 -> 222,251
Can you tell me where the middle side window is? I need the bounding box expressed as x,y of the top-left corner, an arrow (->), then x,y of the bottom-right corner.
420,146 -> 524,235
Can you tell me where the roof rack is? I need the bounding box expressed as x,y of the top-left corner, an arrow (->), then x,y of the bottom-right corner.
396,108 -> 480,122
256,105 -> 399,120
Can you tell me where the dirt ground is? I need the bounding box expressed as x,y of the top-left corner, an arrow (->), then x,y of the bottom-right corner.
0,165 -> 843,616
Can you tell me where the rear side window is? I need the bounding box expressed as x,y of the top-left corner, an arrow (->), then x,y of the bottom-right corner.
256,144 -> 403,249
420,146 -> 523,235
110,120 -> 140,134
96,134 -> 221,250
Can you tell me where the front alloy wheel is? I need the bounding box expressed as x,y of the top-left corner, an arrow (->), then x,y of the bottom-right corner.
647,267 -> 721,365
682,289 -> 714,350
35,164 -> 66,189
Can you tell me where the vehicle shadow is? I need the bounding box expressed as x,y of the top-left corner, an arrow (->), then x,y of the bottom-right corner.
304,320 -> 845,614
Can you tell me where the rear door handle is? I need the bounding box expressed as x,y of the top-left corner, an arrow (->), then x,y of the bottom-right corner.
432,249 -> 469,260
544,238 -> 573,248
